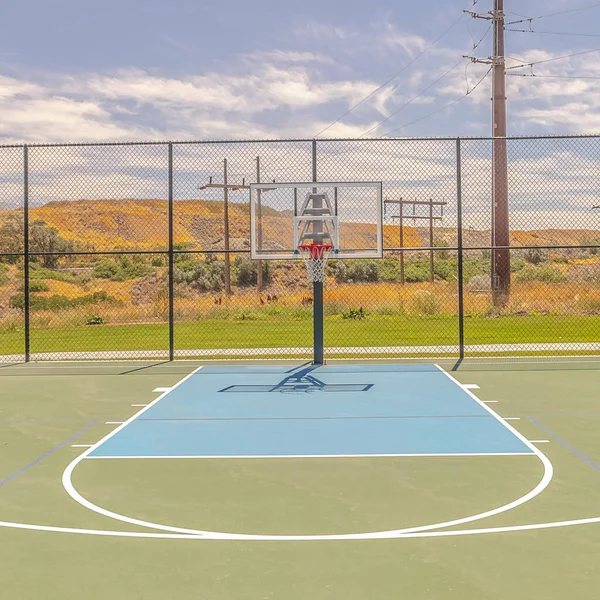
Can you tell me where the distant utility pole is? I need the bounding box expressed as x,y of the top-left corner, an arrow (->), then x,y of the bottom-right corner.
466,0 -> 510,306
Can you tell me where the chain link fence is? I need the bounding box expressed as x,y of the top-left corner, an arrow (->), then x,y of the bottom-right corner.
1,136 -> 599,361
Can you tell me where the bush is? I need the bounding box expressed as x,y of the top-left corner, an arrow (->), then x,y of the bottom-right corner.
20,280 -> 49,293
86,315 -> 106,325
434,239 -> 451,260
29,264 -> 78,283
341,307 -> 367,320
515,265 -> 567,283
410,290 -> 441,315
335,261 -> 380,283
234,257 -> 270,287
523,248 -> 547,265
92,256 -> 152,281
10,291 -> 118,312
467,274 -> 491,291
174,259 -> 224,292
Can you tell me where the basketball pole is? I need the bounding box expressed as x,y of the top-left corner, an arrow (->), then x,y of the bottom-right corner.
312,140 -> 324,365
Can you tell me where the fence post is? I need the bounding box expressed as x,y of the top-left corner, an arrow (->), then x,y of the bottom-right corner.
311,139 -> 324,365
168,142 -> 174,361
456,138 -> 465,360
23,145 -> 30,363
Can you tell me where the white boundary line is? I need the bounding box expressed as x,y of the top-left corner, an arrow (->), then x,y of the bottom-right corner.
85,452 -> 536,459
59,364 -> 554,541
1,514 -> 600,540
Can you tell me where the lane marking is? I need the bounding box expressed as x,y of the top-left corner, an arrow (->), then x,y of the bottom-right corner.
463,384 -> 480,389
153,387 -> 172,393
504,417 -> 521,421
60,365 -> 553,542
105,422 -> 124,425
85,452 -> 536,459
483,400 -> 499,403
527,416 -> 600,472
71,444 -> 94,448
0,421 -> 99,489
530,440 -> 550,444
131,404 -> 149,407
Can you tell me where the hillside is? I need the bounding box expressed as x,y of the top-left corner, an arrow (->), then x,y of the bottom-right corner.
0,199 -> 421,252
0,199 -> 597,252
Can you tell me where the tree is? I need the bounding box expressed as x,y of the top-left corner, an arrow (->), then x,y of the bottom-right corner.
0,216 -> 75,267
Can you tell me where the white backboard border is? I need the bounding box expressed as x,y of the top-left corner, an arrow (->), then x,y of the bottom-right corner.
250,181 -> 383,260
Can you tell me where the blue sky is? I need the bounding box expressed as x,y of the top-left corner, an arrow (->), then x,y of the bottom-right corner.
0,0 -> 599,142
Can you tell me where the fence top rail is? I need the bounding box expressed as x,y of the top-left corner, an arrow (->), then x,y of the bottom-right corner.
2,134 -> 600,149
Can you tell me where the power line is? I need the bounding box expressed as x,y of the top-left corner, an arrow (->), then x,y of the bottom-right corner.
313,13 -> 465,138
507,73 -> 600,80
506,47 -> 600,71
507,29 -> 600,38
382,66 -> 492,137
507,2 -> 600,26
359,58 -> 466,138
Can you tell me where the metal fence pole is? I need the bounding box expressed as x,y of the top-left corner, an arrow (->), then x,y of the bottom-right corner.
168,143 -> 174,361
23,145 -> 30,363
456,138 -> 465,360
312,139 -> 324,365
223,158 -> 232,295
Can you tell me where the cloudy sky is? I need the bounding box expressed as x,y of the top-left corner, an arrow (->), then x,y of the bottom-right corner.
0,0 -> 599,143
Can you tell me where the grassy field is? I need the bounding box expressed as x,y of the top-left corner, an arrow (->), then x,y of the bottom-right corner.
0,313 -> 599,356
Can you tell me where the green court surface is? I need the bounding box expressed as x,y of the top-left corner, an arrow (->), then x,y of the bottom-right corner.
1,359 -> 600,599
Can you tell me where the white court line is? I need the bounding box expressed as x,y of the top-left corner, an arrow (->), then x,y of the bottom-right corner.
59,364 -> 554,541
131,404 -> 149,407
483,400 -> 499,403
1,512 -> 600,541
85,452 -> 535,460
531,440 -> 551,444
71,444 -> 93,448
463,384 -> 480,389
153,387 -> 172,393
505,417 -> 521,421
105,422 -> 125,425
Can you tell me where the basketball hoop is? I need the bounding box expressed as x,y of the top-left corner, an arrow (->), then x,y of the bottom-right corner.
298,243 -> 333,283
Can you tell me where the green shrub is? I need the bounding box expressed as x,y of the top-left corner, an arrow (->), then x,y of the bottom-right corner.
92,257 -> 152,281
9,291 -> 118,312
335,261 -> 380,283
411,290 -> 441,315
174,259 -> 224,292
341,307 -> 367,320
151,257 -> 164,267
86,315 -> 106,325
515,265 -> 567,283
28,264 -> 78,283
523,248 -> 547,265
234,257 -> 270,287
434,239 -> 451,260
19,280 -> 49,293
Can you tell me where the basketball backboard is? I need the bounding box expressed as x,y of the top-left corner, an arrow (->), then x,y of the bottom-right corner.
249,182 -> 383,260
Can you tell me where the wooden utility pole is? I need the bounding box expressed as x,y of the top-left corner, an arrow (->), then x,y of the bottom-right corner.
491,0 -> 510,306
223,158 -> 232,295
384,199 -> 446,284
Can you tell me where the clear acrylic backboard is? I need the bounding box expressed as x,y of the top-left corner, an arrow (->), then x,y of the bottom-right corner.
249,181 -> 383,260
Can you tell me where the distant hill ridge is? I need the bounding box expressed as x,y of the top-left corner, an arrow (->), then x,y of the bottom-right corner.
0,199 -> 596,252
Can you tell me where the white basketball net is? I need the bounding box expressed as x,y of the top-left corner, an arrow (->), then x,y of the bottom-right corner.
298,244 -> 333,283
